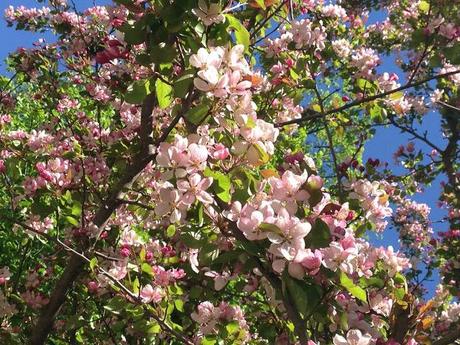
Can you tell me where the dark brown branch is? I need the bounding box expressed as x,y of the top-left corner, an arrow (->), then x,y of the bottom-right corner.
441,112 -> 460,201
214,199 -> 308,344
313,84 -> 344,202
29,89 -> 196,345
117,198 -> 156,211
275,69 -> 460,127
227,220 -> 308,343
432,325 -> 460,345
250,0 -> 287,40
387,115 -> 443,153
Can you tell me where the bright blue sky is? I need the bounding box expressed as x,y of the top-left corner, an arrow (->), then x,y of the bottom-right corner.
1,1 -> 447,294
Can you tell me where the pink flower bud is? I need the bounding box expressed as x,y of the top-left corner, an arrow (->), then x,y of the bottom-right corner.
212,144 -> 230,160
120,246 -> 131,257
145,250 -> 154,262
87,281 -> 99,293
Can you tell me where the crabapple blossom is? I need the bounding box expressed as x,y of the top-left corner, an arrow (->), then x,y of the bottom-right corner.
140,284 -> 164,303
1,0 -> 460,344
192,0 -> 225,26
333,329 -> 372,345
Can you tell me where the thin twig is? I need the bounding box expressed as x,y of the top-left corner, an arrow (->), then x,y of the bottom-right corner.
276,69 -> 460,127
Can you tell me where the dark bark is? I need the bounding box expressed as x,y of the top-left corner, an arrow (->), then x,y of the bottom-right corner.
29,90 -> 196,345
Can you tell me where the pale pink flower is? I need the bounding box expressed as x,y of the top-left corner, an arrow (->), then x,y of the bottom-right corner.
205,270 -> 231,291
333,329 -> 372,345
189,47 -> 224,70
140,284 -> 164,303
155,184 -> 186,223
192,0 -> 225,26
176,173 -> 213,205
211,144 -> 230,160
295,249 -> 322,275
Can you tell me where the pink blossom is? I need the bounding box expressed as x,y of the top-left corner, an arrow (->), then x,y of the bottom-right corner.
176,173 -> 214,205
295,249 -> 322,275
192,0 -> 225,26
333,329 -> 372,345
211,144 -> 230,160
140,284 -> 164,303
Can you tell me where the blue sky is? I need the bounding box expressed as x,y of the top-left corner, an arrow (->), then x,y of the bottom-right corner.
0,1 -> 447,294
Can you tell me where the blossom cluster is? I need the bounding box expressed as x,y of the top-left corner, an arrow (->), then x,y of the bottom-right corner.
191,301 -> 249,342
345,179 -> 392,232
394,198 -> 433,250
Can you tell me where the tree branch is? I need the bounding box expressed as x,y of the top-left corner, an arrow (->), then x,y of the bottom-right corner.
387,115 -> 443,153
214,200 -> 308,344
275,69 -> 460,127
432,325 -> 460,345
29,89 -> 196,345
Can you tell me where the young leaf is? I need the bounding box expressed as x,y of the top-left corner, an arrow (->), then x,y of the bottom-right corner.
185,103 -> 210,125
204,168 -> 231,202
125,79 -> 151,104
155,78 -> 173,109
339,271 -> 367,303
305,218 -> 331,248
225,15 -> 250,51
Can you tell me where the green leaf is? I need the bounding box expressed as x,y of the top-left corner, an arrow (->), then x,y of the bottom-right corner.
125,79 -> 151,104
89,257 -> 98,272
305,219 -> 331,249
148,322 -> 161,334
419,0 -> 430,13
289,68 -> 299,81
174,299 -> 184,312
204,168 -> 232,202
104,296 -> 126,315
65,215 -> 79,226
132,277 -> 140,294
155,78 -> 173,109
189,286 -> 203,299
141,263 -> 153,276
202,336 -> 217,345
254,0 -> 266,9
185,103 -> 210,125
283,273 -> 320,317
226,320 -> 240,334
173,73 -> 194,98
394,287 -> 406,300
139,247 -> 146,261
166,224 -> 176,237
443,45 -> 460,65
370,104 -> 385,123
339,271 -> 367,303
361,277 -> 385,289
71,202 -> 82,216
123,25 -> 146,45
259,222 -> 283,235
180,232 -> 204,249
393,272 -> 406,285
150,44 -> 177,64
356,78 -> 371,90
303,79 -> 316,90
198,243 -> 220,265
388,92 -> 403,100
225,15 -> 250,51
253,143 -> 270,164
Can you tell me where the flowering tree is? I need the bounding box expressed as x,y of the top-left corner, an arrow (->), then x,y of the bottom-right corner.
0,0 -> 459,344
